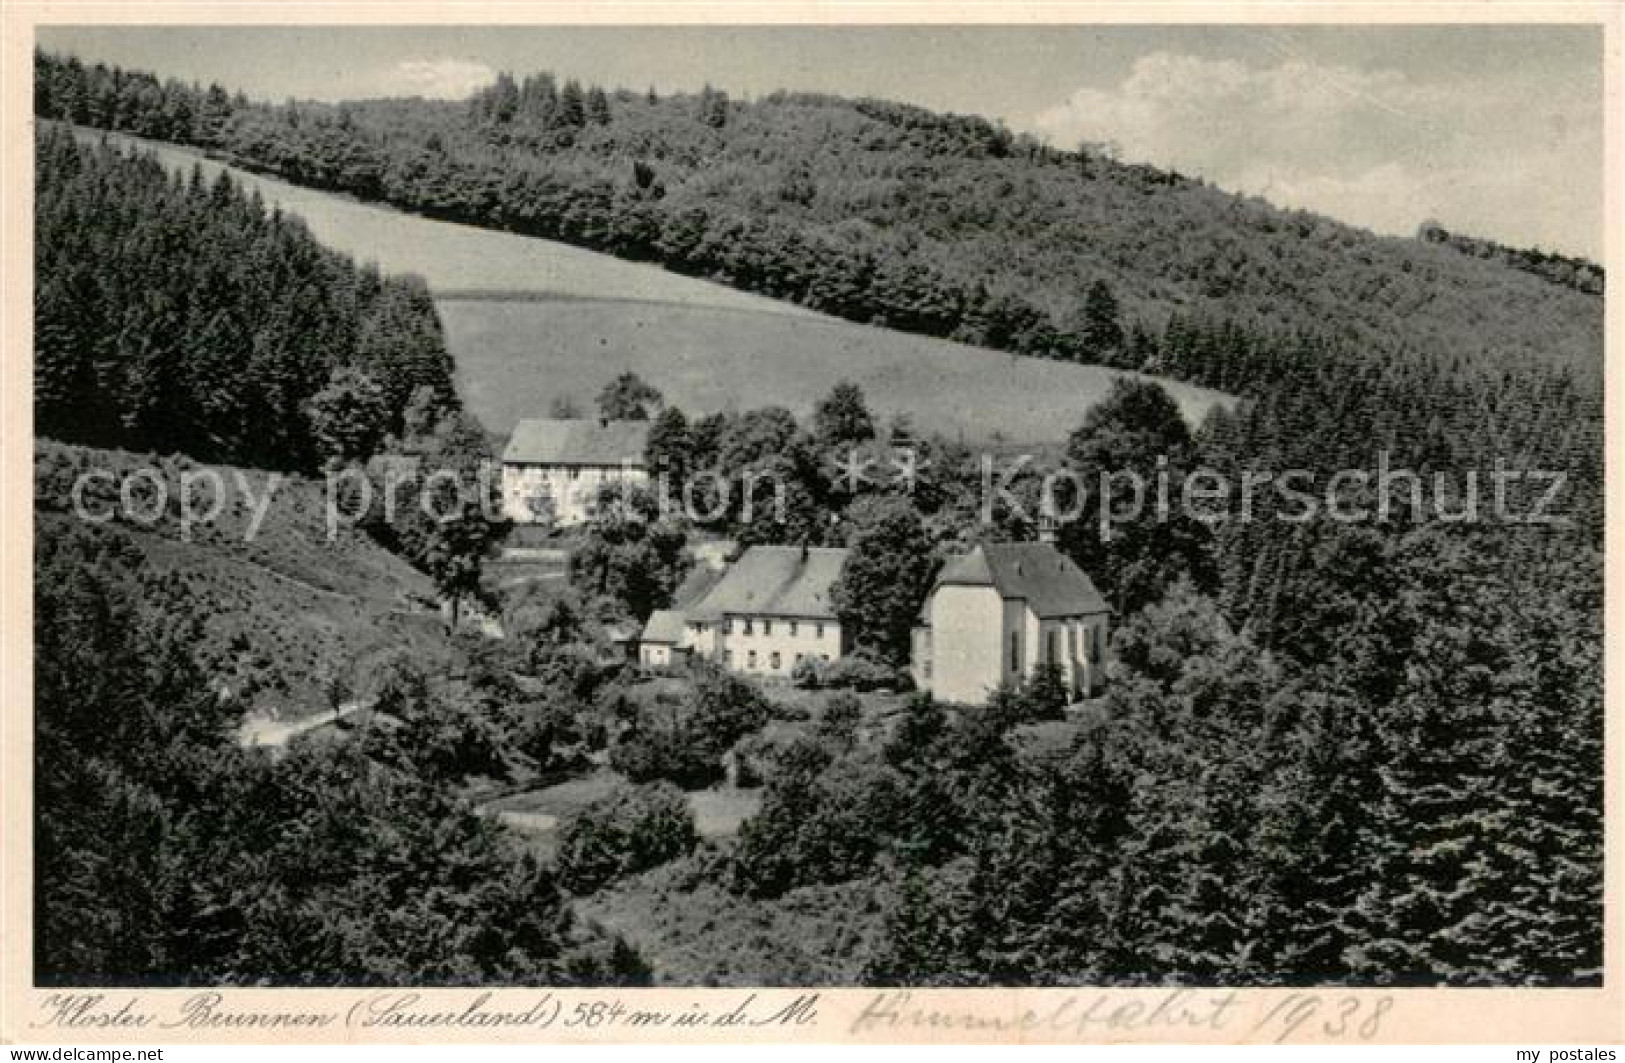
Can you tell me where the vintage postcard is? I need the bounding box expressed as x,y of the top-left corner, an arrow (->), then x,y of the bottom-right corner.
1,1 -> 1621,1048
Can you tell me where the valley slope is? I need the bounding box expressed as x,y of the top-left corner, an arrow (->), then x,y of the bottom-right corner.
82,129 -> 1234,443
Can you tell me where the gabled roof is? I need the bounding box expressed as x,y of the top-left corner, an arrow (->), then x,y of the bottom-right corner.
501,418 -> 651,467
670,564 -> 725,612
640,609 -> 688,645
934,542 -> 1108,618
688,546 -> 848,622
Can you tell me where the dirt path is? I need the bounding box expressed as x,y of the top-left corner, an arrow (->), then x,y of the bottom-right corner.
237,700 -> 365,749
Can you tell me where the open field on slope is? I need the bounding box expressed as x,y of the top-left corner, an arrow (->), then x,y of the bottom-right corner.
76,128 -> 816,314
440,298 -> 1233,443
93,126 -> 1234,444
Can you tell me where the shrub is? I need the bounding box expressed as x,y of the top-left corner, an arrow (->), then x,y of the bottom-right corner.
1021,660 -> 1071,721
688,667 -> 772,758
606,667 -> 774,789
556,781 -> 698,894
726,728 -> 802,787
609,718 -> 720,789
730,738 -> 904,897
817,691 -> 863,746
509,695 -> 591,768
822,649 -> 898,692
791,655 -> 825,689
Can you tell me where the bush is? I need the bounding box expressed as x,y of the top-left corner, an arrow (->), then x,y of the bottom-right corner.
822,649 -> 899,692
606,668 -> 774,789
556,781 -> 698,894
791,655 -> 825,688
688,667 -> 772,758
730,738 -> 905,897
509,695 -> 591,769
359,658 -> 510,783
609,719 -> 720,789
817,691 -> 863,746
726,727 -> 804,787
1020,660 -> 1070,721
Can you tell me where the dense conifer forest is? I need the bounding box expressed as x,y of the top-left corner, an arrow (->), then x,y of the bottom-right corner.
31,47 -> 1604,987
35,126 -> 457,471
33,50 -> 1601,380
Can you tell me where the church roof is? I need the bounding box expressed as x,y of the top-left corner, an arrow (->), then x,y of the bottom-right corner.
934,542 -> 1108,618
501,418 -> 651,467
688,546 -> 848,622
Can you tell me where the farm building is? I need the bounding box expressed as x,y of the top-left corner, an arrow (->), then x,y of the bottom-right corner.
638,545 -> 849,678
911,541 -> 1109,707
638,609 -> 689,669
500,417 -> 651,527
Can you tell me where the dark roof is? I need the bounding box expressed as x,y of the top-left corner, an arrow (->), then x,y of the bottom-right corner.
501,418 -> 651,467
670,564 -> 725,612
640,609 -> 688,645
934,542 -> 1108,618
688,546 -> 848,622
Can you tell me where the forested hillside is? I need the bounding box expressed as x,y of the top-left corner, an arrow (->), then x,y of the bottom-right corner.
35,125 -> 457,471
1418,219 -> 1604,294
30,45 -> 1604,989
34,442 -> 457,715
33,50 -> 1602,385
35,517 -> 648,985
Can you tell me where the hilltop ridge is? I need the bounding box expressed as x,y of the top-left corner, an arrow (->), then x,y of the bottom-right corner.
35,50 -> 1602,387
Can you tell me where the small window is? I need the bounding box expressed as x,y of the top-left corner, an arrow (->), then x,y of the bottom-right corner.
821,653 -> 830,663
747,650 -> 758,669
764,619 -> 773,636
724,619 -> 733,634
743,618 -> 754,635
923,661 -> 932,680
1010,632 -> 1019,672
815,623 -> 825,639
790,620 -> 799,637
770,652 -> 781,670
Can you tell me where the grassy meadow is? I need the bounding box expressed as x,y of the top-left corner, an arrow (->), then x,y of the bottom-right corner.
99,128 -> 1233,446
441,298 -> 1234,444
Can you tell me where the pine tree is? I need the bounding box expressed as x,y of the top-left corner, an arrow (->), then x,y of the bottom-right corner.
585,85 -> 611,125
1079,278 -> 1124,359
557,79 -> 586,128
813,380 -> 876,448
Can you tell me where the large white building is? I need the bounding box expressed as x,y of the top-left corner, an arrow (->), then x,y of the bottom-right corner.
911,542 -> 1109,706
638,545 -> 848,677
500,418 -> 651,527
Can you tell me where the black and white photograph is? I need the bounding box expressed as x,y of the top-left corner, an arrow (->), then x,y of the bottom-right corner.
8,8 -> 1617,1040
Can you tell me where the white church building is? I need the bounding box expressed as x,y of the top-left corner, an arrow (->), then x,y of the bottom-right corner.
911,541 -> 1109,706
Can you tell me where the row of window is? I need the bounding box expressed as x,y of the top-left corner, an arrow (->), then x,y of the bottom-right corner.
722,650 -> 833,671
507,467 -> 643,483
723,617 -> 826,639
1012,624 -> 1106,671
